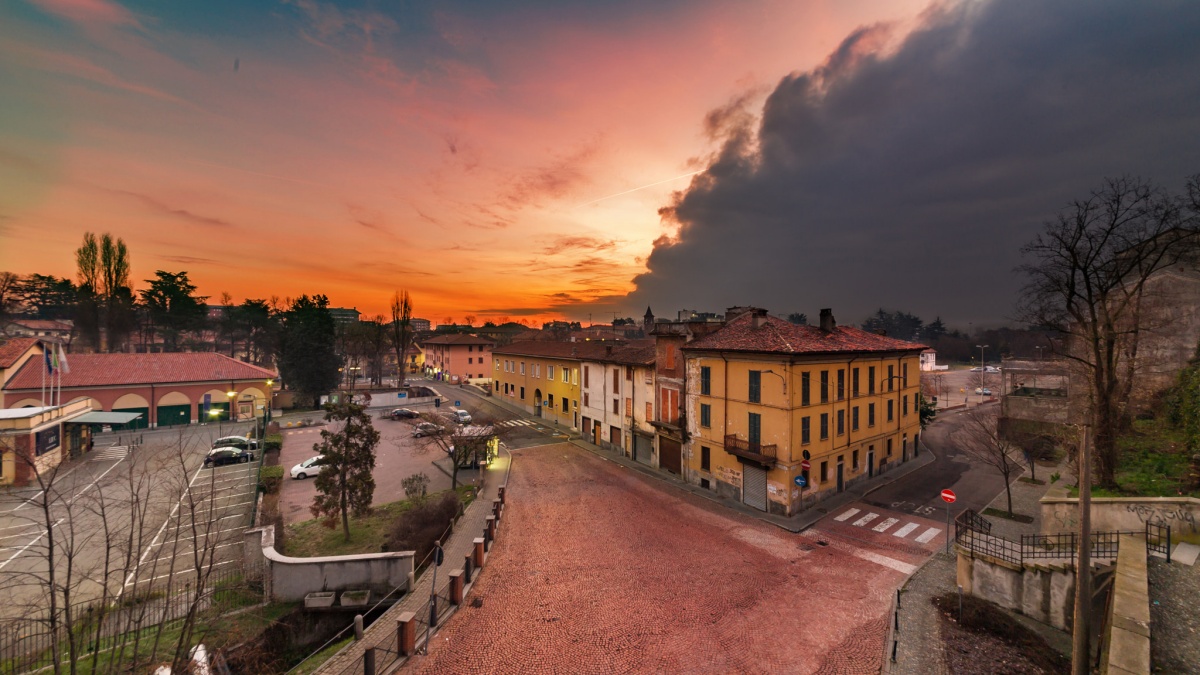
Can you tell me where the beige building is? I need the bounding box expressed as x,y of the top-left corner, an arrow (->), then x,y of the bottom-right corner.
683,309 -> 926,515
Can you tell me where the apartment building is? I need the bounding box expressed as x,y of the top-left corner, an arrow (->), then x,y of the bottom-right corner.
420,334 -> 494,383
579,343 -> 656,462
683,308 -> 925,515
491,342 -> 587,429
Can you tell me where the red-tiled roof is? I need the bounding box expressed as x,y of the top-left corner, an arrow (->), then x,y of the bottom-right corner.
7,319 -> 72,331
420,333 -> 496,346
3,352 -> 277,391
683,312 -> 926,355
493,340 -> 655,365
0,338 -> 41,369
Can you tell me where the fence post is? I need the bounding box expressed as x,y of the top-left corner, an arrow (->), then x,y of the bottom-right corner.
354,614 -> 364,641
498,485 -> 506,504
1167,525 -> 1172,564
463,553 -> 474,582
486,515 -> 496,543
449,570 -> 464,605
473,538 -> 485,568
363,647 -> 375,675
397,612 -> 416,656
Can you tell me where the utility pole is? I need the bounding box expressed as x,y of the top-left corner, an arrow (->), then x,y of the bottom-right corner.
1072,425 -> 1093,674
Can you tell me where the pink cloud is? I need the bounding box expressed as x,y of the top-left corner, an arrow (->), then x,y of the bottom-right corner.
27,0 -> 138,26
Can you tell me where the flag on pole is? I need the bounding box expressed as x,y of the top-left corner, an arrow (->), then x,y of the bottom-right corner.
44,349 -> 55,375
57,346 -> 70,374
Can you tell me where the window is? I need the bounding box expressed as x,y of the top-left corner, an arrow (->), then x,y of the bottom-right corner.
748,412 -> 762,445
868,403 -> 876,427
548,365 -> 555,380
888,365 -> 895,392
852,406 -> 860,431
626,365 -> 633,380
700,366 -> 712,396
820,370 -> 829,404
625,398 -> 632,416
646,402 -> 653,422
801,416 -> 811,444
820,461 -> 828,483
563,367 -> 569,383
700,403 -> 711,428
583,365 -> 589,387
887,399 -> 894,422
837,369 -> 845,401
902,362 -> 909,388
868,366 -> 876,394
468,357 -> 473,364
660,387 -> 680,424
801,372 -> 810,406
613,368 -> 620,391
852,449 -> 859,470
548,394 -> 555,409
563,398 -> 569,413
584,392 -> 590,407
573,369 -> 578,385
837,409 -> 845,436
820,413 -> 829,440
903,395 -> 909,416
887,438 -> 893,457
495,359 -> 500,371
534,364 -> 540,378
468,345 -> 473,353
701,445 -> 711,471
749,370 -> 761,403
852,368 -> 860,397
613,398 -> 619,414
520,362 -> 525,375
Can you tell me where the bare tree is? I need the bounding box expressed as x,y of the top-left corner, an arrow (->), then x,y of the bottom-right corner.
412,411 -> 503,490
463,315 -> 477,328
389,291 -> 414,388
960,407 -> 1022,517
1018,175 -> 1200,487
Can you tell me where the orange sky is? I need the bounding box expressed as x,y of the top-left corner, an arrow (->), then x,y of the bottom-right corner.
0,0 -> 928,324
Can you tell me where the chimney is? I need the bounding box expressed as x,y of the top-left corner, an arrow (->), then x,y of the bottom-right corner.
820,308 -> 836,332
751,308 -> 768,329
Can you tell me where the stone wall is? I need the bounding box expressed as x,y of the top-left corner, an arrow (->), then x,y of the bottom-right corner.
1040,488 -> 1200,538
956,553 -> 1075,630
244,526 -> 415,602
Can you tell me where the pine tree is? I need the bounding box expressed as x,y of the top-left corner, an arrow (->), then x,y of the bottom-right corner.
311,398 -> 380,541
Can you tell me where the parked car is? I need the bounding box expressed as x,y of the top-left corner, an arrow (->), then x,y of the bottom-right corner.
386,408 -> 419,420
204,446 -> 254,467
969,366 -> 983,372
450,408 -> 472,424
212,435 -> 259,451
290,455 -> 325,479
984,366 -> 1001,373
412,422 -> 445,438
974,387 -> 993,396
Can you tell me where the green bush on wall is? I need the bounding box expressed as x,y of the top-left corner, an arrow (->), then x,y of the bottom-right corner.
259,465 -> 284,494
262,434 -> 283,452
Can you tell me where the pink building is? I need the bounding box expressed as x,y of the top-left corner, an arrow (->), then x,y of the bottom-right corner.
420,334 -> 495,383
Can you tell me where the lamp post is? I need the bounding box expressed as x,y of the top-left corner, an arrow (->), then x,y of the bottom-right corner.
975,344 -> 989,402
209,408 -> 223,436
227,390 -> 238,429
1034,346 -> 1044,361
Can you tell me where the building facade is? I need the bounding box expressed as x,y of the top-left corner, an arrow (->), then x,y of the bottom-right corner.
579,344 -> 656,461
683,309 -> 925,515
491,342 -> 585,429
420,334 -> 495,383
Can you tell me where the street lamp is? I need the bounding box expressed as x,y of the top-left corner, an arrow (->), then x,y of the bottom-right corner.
209,407 -> 223,436
226,390 -> 237,424
975,344 -> 989,401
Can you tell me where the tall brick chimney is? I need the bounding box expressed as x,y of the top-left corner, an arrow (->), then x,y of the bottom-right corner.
820,308 -> 836,332
751,308 -> 768,329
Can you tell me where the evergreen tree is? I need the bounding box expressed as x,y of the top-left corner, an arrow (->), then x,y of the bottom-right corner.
278,295 -> 341,407
310,398 -> 379,541
139,271 -> 208,352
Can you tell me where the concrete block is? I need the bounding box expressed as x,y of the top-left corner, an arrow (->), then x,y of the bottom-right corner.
449,570 -> 464,605
397,612 -> 416,655
1049,569 -> 1074,631
474,537 -> 485,568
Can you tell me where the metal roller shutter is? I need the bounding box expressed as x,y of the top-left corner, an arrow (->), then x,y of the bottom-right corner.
742,464 -> 768,511
634,435 -> 654,466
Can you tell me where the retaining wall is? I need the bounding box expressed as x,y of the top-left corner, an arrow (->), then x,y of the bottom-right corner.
1040,489 -> 1200,537
243,525 -> 415,602
956,551 -> 1075,630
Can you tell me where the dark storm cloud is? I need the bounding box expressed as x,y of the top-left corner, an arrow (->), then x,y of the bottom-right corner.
626,0 -> 1200,327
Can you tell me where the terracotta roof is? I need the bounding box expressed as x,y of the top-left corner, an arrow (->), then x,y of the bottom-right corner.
0,338 -> 41,369
493,339 -> 655,365
420,333 -> 495,346
4,352 -> 277,391
683,312 -> 926,355
7,319 -> 72,331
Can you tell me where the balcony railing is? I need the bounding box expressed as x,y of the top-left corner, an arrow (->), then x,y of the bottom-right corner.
723,434 -> 777,466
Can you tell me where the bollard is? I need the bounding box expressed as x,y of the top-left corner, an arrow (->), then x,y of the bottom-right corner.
363,647 -> 375,675
894,609 -> 899,631
449,570 -> 464,605
493,499 -> 502,521
397,612 -> 416,656
463,553 -> 474,582
486,515 -> 496,542
473,537 -> 485,568
896,589 -> 901,609
891,640 -> 898,662
498,485 -> 506,504
354,614 -> 364,641
957,585 -> 963,622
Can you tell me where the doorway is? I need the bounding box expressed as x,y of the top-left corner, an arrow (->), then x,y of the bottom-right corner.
868,450 -> 875,478
836,462 -> 844,492
534,389 -> 542,417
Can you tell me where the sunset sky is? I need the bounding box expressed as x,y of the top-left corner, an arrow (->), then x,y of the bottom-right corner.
3,0 -> 1199,327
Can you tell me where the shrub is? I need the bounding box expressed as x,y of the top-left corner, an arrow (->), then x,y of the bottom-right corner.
402,472 -> 430,501
259,465 -> 284,494
262,433 -> 283,452
384,492 -> 460,562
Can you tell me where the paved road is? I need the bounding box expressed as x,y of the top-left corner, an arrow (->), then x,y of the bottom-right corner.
864,403 -> 1006,520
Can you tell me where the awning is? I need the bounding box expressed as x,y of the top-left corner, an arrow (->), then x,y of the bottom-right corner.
69,411 -> 144,424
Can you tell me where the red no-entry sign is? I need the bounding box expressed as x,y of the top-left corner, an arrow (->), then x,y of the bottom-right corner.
800,460 -> 811,471
941,489 -> 957,504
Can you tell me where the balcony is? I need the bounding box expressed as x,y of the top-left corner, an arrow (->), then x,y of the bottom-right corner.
724,434 -> 777,468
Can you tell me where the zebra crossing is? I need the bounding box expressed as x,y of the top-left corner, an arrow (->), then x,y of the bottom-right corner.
91,445 -> 129,462
495,418 -> 539,428
833,507 -> 942,544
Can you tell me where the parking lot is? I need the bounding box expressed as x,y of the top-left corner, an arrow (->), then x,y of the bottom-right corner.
406,443 -> 944,674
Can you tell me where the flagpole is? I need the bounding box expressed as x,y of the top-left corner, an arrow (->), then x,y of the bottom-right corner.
40,343 -> 46,407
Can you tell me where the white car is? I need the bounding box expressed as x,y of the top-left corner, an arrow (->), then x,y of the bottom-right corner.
290,455 -> 325,480
451,408 -> 472,424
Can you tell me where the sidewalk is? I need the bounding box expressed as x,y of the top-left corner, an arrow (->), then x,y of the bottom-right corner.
313,445 -> 512,674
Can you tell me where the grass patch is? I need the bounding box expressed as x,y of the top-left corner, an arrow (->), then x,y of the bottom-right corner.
982,507 -> 1035,523
289,635 -> 355,675
1066,418 -> 1197,498
284,485 -> 478,558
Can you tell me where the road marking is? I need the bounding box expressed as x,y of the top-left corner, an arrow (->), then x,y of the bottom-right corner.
893,523 -> 920,538
872,517 -> 899,533
0,518 -> 64,570
915,527 -> 942,544
91,446 -> 129,461
123,462 -> 208,588
853,549 -> 917,574
834,508 -> 860,522
852,512 -> 879,527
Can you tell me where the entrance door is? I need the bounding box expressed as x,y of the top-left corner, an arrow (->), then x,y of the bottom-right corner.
743,464 -> 768,511
868,450 -> 875,478
659,438 -> 681,474
836,462 -> 844,492
914,433 -> 920,457
902,438 -> 908,462
534,390 -> 542,416
634,435 -> 654,467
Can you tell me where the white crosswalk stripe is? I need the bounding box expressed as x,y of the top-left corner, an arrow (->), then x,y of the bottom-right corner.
892,523 -> 920,538
852,512 -> 879,527
915,527 -> 942,544
834,508 -> 860,522
91,446 -> 129,461
872,517 -> 899,533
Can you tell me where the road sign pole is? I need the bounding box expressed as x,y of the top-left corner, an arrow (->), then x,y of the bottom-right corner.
945,501 -> 950,554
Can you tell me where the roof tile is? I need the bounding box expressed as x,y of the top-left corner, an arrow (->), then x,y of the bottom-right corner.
4,352 -> 277,391
683,313 -> 926,355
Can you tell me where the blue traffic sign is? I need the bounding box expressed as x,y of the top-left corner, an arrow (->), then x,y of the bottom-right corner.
794,475 -> 807,488
455,400 -> 461,407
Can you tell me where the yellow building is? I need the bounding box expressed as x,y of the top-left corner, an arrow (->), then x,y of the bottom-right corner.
683,309 -> 925,515
491,342 -> 589,429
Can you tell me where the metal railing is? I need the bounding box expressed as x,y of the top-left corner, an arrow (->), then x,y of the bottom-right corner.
955,509 -> 1176,568
723,434 -> 778,461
